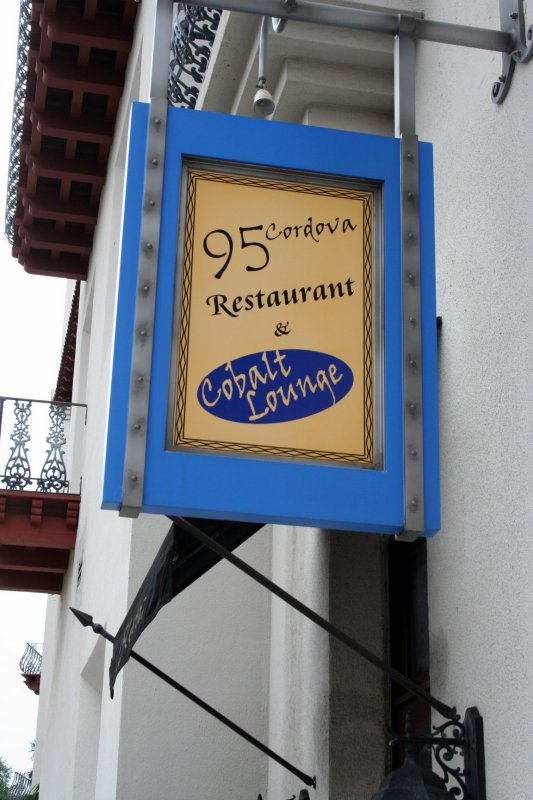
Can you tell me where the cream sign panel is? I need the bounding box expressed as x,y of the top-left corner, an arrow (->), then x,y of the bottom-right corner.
170,163 -> 378,466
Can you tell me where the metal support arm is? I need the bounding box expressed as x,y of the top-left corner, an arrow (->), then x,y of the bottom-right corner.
492,0 -> 533,103
180,0 -> 531,103
180,0 -> 510,51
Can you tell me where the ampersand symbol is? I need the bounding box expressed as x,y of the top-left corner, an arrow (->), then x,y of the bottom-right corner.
275,322 -> 291,337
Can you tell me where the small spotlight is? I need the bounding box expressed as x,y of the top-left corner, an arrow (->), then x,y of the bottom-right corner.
254,85 -> 275,117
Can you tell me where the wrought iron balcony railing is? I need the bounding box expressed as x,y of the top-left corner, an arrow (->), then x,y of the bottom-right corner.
19,642 -> 43,676
0,397 -> 87,494
4,0 -> 30,244
169,5 -> 222,108
7,771 -> 32,800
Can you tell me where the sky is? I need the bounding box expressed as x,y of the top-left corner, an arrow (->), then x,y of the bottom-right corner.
0,2 -> 68,778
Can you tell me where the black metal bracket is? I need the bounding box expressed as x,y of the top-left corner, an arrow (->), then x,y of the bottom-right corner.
389,708 -> 486,800
492,0 -> 533,103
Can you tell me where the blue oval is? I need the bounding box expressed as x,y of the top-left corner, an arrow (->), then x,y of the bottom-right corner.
197,349 -> 354,424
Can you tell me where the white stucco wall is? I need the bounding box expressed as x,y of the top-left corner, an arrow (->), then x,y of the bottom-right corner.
415,2 -> 533,796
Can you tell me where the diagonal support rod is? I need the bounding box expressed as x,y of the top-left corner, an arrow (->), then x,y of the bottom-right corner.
70,608 -> 316,788
170,517 -> 457,721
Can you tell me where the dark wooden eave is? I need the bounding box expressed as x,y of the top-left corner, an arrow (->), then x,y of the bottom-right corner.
11,0 -> 138,280
0,489 -> 79,593
54,281 -> 80,402
22,673 -> 41,695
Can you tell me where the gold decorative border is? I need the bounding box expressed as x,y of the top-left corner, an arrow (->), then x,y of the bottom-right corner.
172,166 -> 374,465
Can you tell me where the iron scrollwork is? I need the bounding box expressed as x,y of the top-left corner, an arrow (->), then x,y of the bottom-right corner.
7,771 -> 32,800
492,0 -> 533,103
0,396 -> 86,494
2,399 -> 32,490
430,717 -> 468,798
168,4 -> 222,108
37,403 -> 69,492
19,642 -> 43,676
4,0 -> 31,244
388,708 -> 485,800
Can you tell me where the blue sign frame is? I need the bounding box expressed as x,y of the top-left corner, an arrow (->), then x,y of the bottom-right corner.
103,103 -> 439,535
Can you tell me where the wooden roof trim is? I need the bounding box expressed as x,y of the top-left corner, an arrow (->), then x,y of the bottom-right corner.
8,0 -> 138,280
54,280 -> 80,402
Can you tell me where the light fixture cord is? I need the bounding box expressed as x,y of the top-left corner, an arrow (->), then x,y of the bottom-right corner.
258,16 -> 269,87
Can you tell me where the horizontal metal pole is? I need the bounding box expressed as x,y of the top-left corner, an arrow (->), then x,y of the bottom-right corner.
415,16 -> 511,52
180,0 -> 512,53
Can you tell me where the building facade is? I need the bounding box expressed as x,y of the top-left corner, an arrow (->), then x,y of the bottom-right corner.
4,1 -> 531,798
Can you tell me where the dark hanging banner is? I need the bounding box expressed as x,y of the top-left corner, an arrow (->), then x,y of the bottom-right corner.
109,525 -> 178,697
109,517 -> 263,696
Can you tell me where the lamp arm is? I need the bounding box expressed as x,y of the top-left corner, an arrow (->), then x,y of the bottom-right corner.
387,708 -> 486,800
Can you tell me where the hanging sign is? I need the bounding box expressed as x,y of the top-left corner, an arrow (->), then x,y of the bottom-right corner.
170,163 -> 377,466
103,105 -> 439,535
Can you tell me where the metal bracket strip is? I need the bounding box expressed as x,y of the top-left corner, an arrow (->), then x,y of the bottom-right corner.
394,32 -> 425,539
120,1 -> 174,517
399,133 -> 425,538
119,98 -> 167,517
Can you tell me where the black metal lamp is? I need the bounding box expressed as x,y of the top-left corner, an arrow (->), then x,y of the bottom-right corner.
372,759 -> 453,800
372,709 -> 486,800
